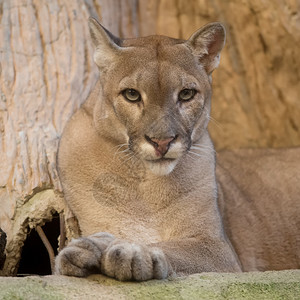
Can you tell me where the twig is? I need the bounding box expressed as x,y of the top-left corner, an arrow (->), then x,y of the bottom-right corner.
36,225 -> 55,274
59,213 -> 66,251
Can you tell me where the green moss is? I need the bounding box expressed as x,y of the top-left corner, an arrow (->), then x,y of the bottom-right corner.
0,277 -> 64,300
89,276 -> 184,299
88,272 -> 300,300
222,282 -> 300,300
122,282 -> 183,299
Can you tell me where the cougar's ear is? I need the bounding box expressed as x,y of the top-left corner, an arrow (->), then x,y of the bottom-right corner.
186,23 -> 226,74
88,17 -> 123,69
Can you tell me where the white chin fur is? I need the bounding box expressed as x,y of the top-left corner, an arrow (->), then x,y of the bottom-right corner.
145,160 -> 178,176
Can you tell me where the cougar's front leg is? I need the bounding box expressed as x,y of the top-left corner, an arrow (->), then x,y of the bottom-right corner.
151,237 -> 242,275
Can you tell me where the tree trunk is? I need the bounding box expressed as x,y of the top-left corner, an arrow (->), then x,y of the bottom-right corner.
0,0 -> 299,276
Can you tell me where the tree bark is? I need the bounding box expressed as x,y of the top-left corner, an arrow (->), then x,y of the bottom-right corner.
0,0 -> 101,276
0,0 -> 299,275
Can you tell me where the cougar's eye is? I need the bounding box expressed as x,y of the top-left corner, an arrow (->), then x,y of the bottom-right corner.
122,89 -> 141,102
178,89 -> 196,102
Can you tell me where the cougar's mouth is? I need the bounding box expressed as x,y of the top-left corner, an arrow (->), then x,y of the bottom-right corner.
143,157 -> 178,176
145,158 -> 176,163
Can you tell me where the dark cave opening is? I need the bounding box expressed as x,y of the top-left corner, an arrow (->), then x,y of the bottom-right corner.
17,213 -> 60,276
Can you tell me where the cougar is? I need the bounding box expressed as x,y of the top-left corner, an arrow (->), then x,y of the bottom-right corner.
55,18 -> 300,281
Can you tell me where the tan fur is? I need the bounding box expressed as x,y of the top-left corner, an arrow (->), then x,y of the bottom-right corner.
55,18 -> 299,280
217,148 -> 300,271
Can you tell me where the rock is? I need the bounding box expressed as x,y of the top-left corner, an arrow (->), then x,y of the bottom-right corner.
0,270 -> 299,299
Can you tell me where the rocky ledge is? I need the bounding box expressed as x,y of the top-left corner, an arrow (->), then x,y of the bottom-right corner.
0,270 -> 299,299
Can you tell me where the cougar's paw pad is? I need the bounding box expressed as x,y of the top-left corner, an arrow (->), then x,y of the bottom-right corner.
101,241 -> 169,281
150,247 -> 169,279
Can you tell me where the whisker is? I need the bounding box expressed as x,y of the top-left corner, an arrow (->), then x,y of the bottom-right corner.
203,108 -> 222,129
122,152 -> 134,160
186,153 -> 197,162
208,118 -> 222,129
192,143 -> 214,148
190,146 -> 216,154
119,148 -> 131,154
128,153 -> 139,168
113,150 -> 131,162
113,142 -> 141,168
113,143 -> 130,159
113,143 -> 129,150
188,150 -> 215,161
209,115 -> 222,126
192,143 -> 216,151
120,153 -> 135,166
190,145 -> 212,150
188,151 -> 206,159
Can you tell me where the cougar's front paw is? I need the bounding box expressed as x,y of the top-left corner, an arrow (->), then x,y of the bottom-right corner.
55,232 -> 115,277
101,240 -> 169,281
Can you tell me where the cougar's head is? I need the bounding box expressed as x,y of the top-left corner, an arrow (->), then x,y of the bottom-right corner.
89,18 -> 225,176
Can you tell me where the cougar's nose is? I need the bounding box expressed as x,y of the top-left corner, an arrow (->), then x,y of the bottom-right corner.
145,135 -> 177,157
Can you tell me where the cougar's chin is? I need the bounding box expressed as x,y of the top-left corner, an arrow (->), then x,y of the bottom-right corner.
144,158 -> 178,176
